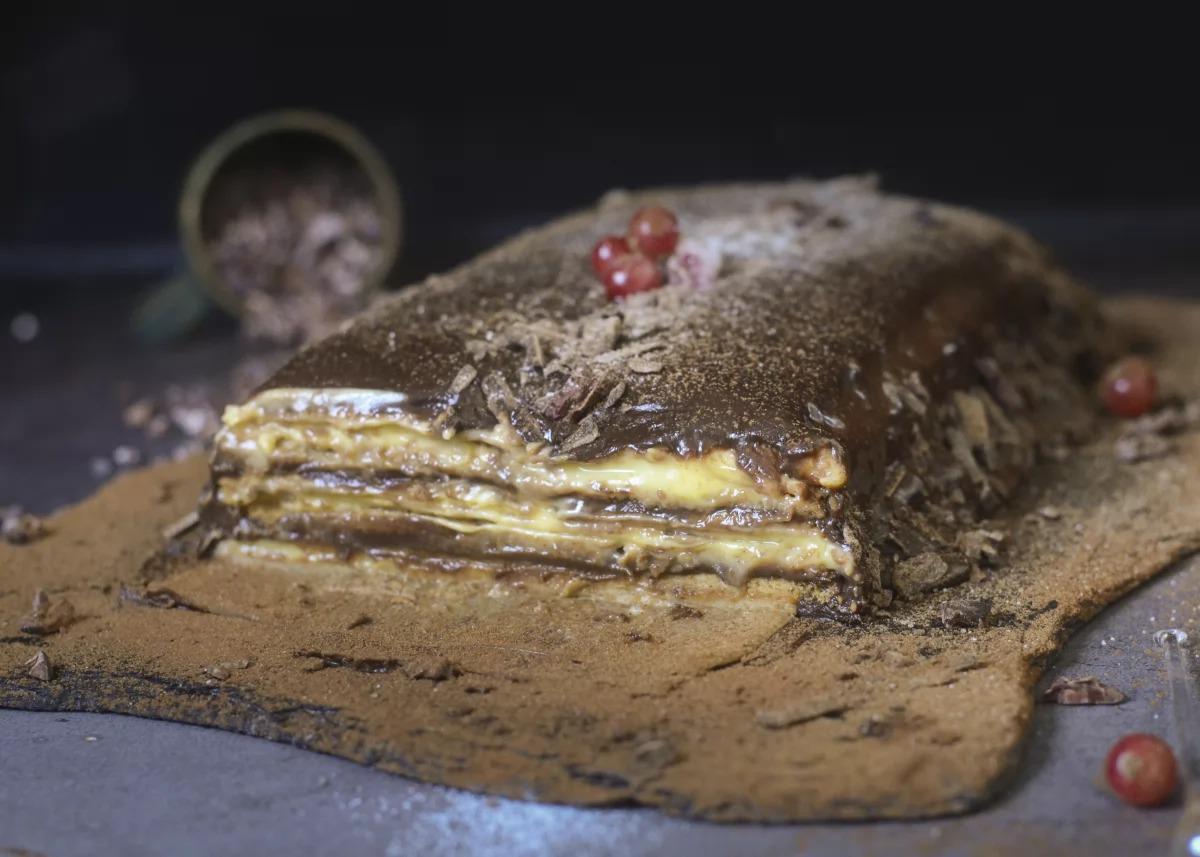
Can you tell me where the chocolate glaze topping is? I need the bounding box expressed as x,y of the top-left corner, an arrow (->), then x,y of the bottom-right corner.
264,177 -> 1095,471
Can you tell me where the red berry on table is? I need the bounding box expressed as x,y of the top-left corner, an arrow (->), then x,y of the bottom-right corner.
1100,356 -> 1158,419
604,255 -> 662,300
591,235 -> 631,277
1105,733 -> 1178,807
627,206 -> 680,258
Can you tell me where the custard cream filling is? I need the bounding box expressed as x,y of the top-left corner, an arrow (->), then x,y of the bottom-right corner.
214,389 -> 853,583
217,474 -> 853,583
219,388 -> 847,514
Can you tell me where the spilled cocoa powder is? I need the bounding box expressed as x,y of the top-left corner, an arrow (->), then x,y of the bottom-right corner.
1,297 -> 1199,822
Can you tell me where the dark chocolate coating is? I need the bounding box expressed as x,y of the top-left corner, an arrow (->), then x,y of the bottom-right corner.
262,177 -> 1095,488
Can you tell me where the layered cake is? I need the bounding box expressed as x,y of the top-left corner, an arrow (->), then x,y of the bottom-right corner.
202,177 -> 1102,612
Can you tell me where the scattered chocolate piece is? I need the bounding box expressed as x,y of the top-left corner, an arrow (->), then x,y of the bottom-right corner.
202,659 -> 252,682
2,508 -> 48,544
19,589 -> 76,635
892,552 -> 969,599
956,529 -> 1005,567
447,364 -> 478,397
858,714 -> 891,738
407,657 -> 459,681
1040,675 -> 1126,705
1113,398 -> 1200,463
346,614 -> 373,630
939,597 -> 993,629
117,585 -> 208,613
627,356 -> 664,374
756,697 -> 856,730
162,511 -> 201,541
24,649 -> 51,681
1115,432 -> 1174,464
667,604 -> 704,620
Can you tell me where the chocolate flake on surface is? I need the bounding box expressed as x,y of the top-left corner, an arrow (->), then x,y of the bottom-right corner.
756,697 -> 858,729
23,649 -> 51,682
1114,398 -> 1200,463
19,590 -> 76,636
939,597 -> 993,629
1040,676 -> 1127,706
892,553 -> 970,600
2,508 -> 48,545
117,585 -> 210,613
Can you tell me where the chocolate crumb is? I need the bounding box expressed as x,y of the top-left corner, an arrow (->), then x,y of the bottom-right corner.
939,598 -> 993,629
162,511 -> 201,541
2,509 -> 48,545
1040,676 -> 1126,705
956,529 -> 1005,566
628,356 -> 663,374
202,658 -> 252,681
892,553 -> 969,599
346,615 -> 373,630
118,585 -> 209,613
447,364 -> 478,397
756,698 -> 856,729
1115,432 -> 1174,463
20,589 -> 77,635
24,649 -> 52,681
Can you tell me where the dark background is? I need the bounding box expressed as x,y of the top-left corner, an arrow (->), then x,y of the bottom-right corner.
4,13 -> 1200,304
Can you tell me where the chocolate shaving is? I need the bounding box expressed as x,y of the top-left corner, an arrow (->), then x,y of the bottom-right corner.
162,511 -> 200,541
1111,400 -> 1200,464
118,585 -> 209,613
202,658 -> 252,681
24,649 -> 52,681
956,529 -> 1005,567
892,552 -> 969,599
19,589 -> 77,635
627,356 -> 663,374
559,415 -> 600,453
755,697 -> 857,729
481,372 -> 517,420
1040,676 -> 1126,705
1115,433 -> 1174,463
447,364 -> 478,398
2,508 -> 48,545
939,597 -> 993,629
598,380 -> 626,412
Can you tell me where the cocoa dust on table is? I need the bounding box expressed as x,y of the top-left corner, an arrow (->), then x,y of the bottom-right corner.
2,297 -> 1200,823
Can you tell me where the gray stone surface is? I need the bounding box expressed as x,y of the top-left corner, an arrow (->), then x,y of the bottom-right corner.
3,555 -> 1194,856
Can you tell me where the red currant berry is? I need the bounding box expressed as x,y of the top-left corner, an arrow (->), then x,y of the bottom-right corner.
591,235 -> 631,277
1105,733 -> 1178,807
627,206 -> 680,259
1100,356 -> 1158,419
604,255 -> 662,300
